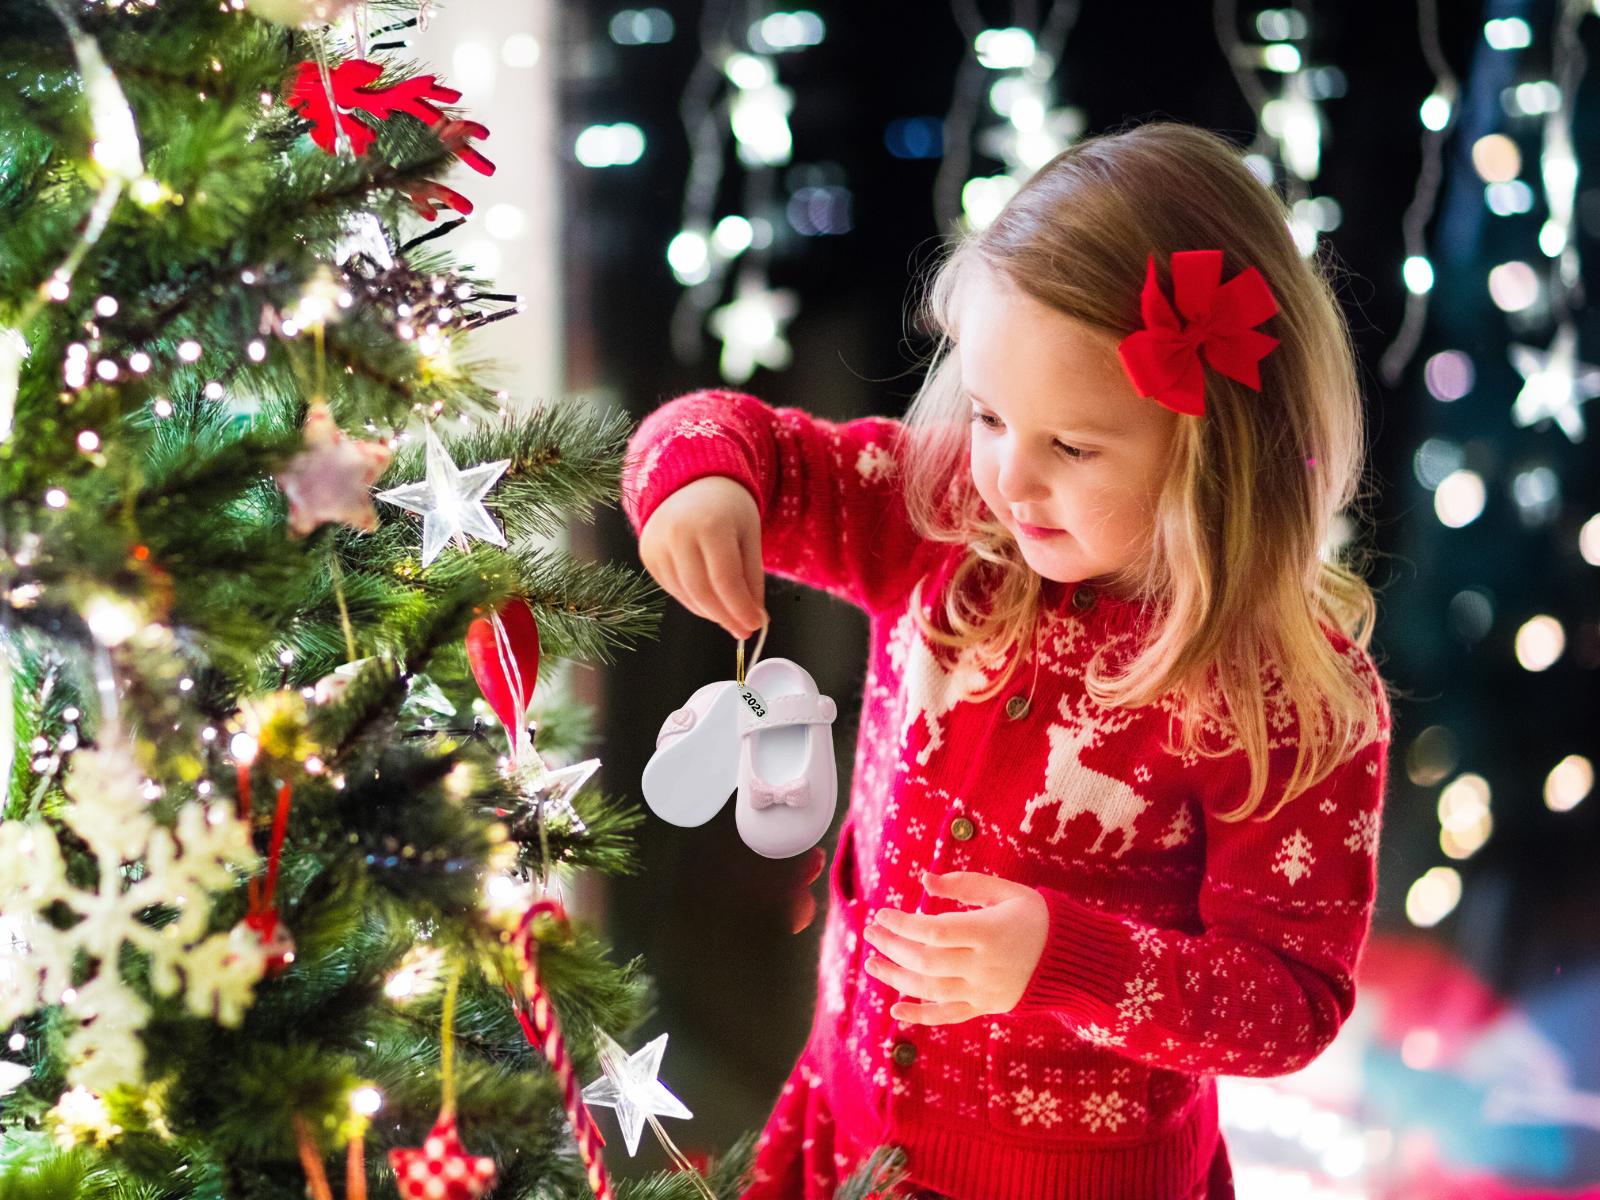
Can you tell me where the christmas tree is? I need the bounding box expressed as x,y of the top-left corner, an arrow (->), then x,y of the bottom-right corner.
0,2 -> 758,1196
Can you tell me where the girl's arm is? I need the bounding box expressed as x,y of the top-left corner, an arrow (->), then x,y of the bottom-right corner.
1011,705 -> 1392,1079
621,388 -> 942,614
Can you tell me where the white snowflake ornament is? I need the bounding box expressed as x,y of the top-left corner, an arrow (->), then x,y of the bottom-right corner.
61,740 -> 153,862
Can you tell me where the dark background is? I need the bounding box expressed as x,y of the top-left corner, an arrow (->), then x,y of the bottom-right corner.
556,0 -> 1600,1183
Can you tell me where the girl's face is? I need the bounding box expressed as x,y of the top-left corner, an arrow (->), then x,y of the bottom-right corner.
959,266 -> 1180,588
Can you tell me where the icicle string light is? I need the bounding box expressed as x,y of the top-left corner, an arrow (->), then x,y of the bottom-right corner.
1378,0 -> 1461,387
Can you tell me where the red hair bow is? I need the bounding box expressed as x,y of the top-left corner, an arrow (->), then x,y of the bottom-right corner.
1116,250 -> 1280,417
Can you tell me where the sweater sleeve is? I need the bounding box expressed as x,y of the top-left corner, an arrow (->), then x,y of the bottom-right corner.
620,388 -> 944,614
1011,660 -> 1394,1079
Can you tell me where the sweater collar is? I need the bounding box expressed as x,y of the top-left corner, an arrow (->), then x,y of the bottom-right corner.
1040,575 -> 1155,632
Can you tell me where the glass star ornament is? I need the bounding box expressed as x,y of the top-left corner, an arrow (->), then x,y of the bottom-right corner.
1509,321 -> 1600,443
580,1030 -> 693,1156
333,211 -> 395,271
503,755 -> 598,840
276,403 -> 394,537
708,275 -> 798,384
376,423 -> 510,566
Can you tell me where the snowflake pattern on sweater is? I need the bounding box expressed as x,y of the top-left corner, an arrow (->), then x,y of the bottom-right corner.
621,390 -> 1393,1200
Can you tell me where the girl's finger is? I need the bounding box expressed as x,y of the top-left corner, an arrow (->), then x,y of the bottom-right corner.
863,919 -> 973,977
921,870 -> 1026,908
890,999 -> 977,1027
680,539 -> 744,638
660,546 -> 715,627
863,954 -> 963,1003
651,545 -> 686,612
701,531 -> 762,636
871,906 -> 979,948
737,519 -> 768,627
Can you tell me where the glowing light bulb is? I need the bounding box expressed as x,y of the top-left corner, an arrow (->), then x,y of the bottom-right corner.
1514,615 -> 1565,671
350,1086 -> 383,1116
1405,866 -> 1462,927
1545,756 -> 1593,812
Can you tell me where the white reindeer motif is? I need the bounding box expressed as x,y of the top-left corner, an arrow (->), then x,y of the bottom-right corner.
1020,693 -> 1149,857
887,610 -> 994,767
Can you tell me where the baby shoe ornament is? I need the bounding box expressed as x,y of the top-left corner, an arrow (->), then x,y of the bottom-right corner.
641,678 -> 745,827
733,657 -> 837,859
642,622 -> 838,857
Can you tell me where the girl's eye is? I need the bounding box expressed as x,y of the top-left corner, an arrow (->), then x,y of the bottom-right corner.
970,411 -> 1094,461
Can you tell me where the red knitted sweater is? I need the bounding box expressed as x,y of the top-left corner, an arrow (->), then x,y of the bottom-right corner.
621,390 -> 1393,1200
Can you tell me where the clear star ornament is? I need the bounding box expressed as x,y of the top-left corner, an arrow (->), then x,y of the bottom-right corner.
506,755 -> 597,839
579,1030 -> 693,1157
375,423 -> 510,567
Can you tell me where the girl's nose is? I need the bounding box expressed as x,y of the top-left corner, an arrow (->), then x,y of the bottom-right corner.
996,449 -> 1051,504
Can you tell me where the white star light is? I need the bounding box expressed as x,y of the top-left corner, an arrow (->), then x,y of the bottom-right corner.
1509,321 -> 1600,443
708,278 -> 797,384
376,423 -> 510,566
580,1030 -> 692,1156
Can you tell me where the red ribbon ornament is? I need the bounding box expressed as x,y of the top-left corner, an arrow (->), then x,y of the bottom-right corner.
285,58 -> 496,178
1116,250 -> 1280,417
465,598 -> 541,758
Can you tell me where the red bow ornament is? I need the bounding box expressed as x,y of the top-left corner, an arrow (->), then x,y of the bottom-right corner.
285,58 -> 496,175
1116,250 -> 1280,417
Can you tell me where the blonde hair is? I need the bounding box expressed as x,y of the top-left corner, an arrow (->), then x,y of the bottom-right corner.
900,120 -> 1391,823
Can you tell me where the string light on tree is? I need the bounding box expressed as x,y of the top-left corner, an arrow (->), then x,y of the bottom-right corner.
1499,0 -> 1594,443
1381,0 -> 1467,387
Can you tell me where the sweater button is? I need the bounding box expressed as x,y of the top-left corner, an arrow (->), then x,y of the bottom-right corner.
1005,694 -> 1029,720
1072,585 -> 1097,611
949,816 -> 975,842
891,1040 -> 917,1068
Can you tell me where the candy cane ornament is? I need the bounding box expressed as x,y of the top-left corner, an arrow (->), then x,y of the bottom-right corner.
507,900 -> 614,1200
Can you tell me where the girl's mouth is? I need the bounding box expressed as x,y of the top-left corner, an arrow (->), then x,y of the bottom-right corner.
1016,521 -> 1067,540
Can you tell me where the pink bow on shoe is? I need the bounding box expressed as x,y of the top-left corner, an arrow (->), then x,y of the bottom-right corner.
750,777 -> 809,810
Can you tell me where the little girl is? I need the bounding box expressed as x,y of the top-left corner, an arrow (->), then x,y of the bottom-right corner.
621,121 -> 1394,1200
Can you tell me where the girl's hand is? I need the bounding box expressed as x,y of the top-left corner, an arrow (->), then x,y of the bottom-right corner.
638,475 -> 768,640
862,870 -> 1050,1026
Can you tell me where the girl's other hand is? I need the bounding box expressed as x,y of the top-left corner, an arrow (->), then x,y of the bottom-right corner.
638,475 -> 768,640
862,870 -> 1050,1026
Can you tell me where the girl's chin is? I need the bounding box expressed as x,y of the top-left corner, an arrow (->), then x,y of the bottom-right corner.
1017,540 -> 1082,583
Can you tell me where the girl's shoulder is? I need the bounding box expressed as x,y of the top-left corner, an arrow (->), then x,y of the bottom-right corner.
1313,620 -> 1394,739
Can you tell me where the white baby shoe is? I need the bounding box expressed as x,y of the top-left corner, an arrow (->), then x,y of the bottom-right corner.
734,658 -> 838,859
641,679 -> 743,827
